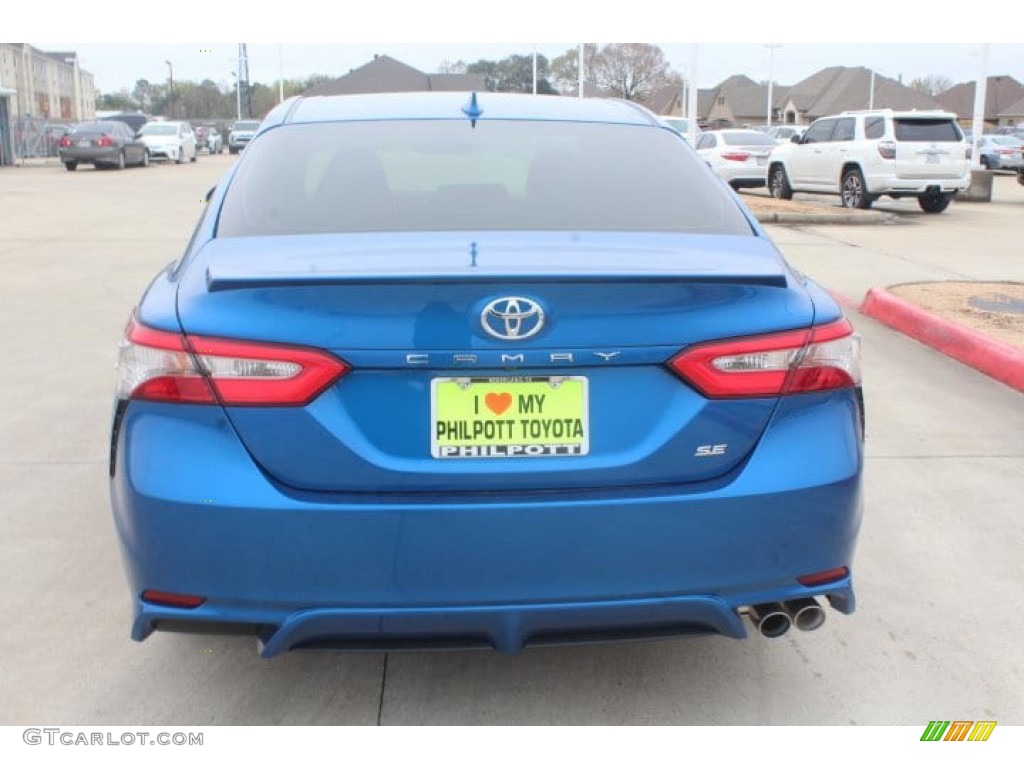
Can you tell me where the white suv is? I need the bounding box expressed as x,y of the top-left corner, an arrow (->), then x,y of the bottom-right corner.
767,110 -> 969,213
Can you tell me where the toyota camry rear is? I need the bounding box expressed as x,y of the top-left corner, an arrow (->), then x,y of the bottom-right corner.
109,92 -> 863,656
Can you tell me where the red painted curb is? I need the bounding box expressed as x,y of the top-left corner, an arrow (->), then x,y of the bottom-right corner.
860,288 -> 1024,392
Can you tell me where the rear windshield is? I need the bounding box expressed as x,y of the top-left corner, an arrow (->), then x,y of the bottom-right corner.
140,124 -> 178,136
216,120 -> 751,237
894,119 -> 963,142
233,121 -> 261,131
722,131 -> 776,146
70,122 -> 118,135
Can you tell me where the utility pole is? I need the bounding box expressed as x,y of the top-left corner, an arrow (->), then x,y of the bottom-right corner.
868,68 -> 876,110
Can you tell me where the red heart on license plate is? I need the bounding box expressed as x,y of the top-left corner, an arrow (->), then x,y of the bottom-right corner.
485,392 -> 512,415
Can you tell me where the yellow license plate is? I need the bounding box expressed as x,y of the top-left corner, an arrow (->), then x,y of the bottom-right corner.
431,376 -> 589,459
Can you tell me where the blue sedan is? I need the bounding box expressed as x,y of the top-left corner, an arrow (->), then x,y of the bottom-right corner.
110,92 -> 863,656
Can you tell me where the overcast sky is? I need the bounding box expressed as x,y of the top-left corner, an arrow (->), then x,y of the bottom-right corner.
13,2 -> 1023,95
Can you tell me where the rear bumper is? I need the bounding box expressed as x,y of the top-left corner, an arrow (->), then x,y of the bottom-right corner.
865,173 -> 970,195
59,147 -> 120,164
716,164 -> 769,186
110,389 -> 863,656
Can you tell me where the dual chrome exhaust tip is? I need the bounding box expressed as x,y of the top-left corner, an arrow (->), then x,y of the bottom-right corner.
747,597 -> 827,638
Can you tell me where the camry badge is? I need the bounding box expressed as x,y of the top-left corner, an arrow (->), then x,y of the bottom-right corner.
481,297 -> 545,341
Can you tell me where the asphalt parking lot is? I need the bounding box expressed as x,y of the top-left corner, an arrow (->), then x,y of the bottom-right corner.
2,155 -> 1022,725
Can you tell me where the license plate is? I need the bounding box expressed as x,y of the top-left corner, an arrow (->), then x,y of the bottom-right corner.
431,376 -> 589,459
924,154 -> 940,164
756,156 -> 767,166
77,140 -> 91,147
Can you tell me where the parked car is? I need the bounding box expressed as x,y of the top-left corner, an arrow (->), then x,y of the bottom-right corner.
658,116 -> 700,143
767,109 -> 969,213
973,135 -> 1024,170
111,92 -> 863,656
205,128 -> 224,154
58,120 -> 149,171
228,119 -> 261,153
766,125 -> 803,143
695,129 -> 776,189
137,121 -> 197,164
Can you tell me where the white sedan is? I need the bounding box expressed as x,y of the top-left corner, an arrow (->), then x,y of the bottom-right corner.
695,129 -> 776,189
136,121 -> 198,164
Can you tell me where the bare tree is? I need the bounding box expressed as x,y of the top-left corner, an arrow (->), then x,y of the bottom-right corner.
550,44 -> 679,104
437,59 -> 468,75
550,44 -> 599,94
909,74 -> 954,96
592,43 -> 675,104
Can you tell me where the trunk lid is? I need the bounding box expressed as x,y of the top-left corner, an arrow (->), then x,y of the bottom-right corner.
176,232 -> 815,493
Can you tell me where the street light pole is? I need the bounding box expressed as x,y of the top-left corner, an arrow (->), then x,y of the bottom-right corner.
231,71 -> 240,121
765,44 -> 781,127
165,60 -> 173,118
578,43 -> 585,98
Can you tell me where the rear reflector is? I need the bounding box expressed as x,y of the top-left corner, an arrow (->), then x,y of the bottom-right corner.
668,318 -> 860,398
141,590 -> 206,609
798,567 -> 850,587
116,315 -> 349,406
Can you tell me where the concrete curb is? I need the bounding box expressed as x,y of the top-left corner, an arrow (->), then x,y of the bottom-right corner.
754,211 -> 892,225
860,287 -> 1024,392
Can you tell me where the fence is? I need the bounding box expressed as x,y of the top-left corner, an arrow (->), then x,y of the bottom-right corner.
10,116 -> 74,159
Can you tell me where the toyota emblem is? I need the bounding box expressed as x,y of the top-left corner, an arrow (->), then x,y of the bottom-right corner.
480,297 -> 545,341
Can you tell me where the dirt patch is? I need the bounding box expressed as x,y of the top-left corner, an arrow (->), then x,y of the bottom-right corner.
887,282 -> 1024,349
738,192 -> 878,219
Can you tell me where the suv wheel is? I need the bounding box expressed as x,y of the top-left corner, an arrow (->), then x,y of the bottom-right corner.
769,165 -> 793,200
841,169 -> 873,209
918,192 -> 952,214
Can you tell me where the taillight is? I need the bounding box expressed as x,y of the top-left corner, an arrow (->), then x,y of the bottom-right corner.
116,316 -> 349,406
798,567 -> 849,587
667,318 -> 860,398
59,136 -> 72,147
721,151 -> 750,162
877,141 -> 896,159
142,590 -> 206,608
96,135 -> 114,147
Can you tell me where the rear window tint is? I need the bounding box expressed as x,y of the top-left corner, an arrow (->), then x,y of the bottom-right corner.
217,120 -> 752,237
894,119 -> 963,142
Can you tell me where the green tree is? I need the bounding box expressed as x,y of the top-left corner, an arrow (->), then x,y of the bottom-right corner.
98,89 -> 138,111
132,79 -> 155,112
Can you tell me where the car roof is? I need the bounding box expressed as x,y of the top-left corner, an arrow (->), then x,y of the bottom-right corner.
267,92 -> 660,128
